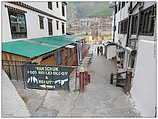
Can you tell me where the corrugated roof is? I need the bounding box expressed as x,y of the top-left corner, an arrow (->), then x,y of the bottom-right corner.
2,40 -> 56,58
29,35 -> 84,47
2,35 -> 84,58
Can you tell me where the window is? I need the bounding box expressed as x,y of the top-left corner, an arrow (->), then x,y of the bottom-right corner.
56,20 -> 59,30
56,2 -> 59,8
48,18 -> 53,35
131,14 -> 138,34
119,19 -> 128,34
48,2 -> 52,10
62,4 -> 65,16
39,16 -> 44,29
8,10 -> 27,39
122,2 -> 125,8
139,5 -> 156,36
118,2 -> 121,11
62,22 -> 65,34
115,3 -> 117,14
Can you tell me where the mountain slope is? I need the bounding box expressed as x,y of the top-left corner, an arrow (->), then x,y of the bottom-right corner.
67,2 -> 113,20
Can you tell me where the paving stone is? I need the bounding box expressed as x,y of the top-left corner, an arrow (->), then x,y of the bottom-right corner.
32,107 -> 58,117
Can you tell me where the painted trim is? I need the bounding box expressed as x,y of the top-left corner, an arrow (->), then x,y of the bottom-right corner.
5,5 -> 27,13
8,2 -> 67,22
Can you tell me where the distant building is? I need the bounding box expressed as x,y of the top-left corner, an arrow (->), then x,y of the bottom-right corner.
67,17 -> 112,44
2,1 -> 67,42
110,2 -> 156,117
67,17 -> 112,35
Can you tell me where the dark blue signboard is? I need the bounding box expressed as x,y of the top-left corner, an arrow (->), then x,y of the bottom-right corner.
25,65 -> 70,90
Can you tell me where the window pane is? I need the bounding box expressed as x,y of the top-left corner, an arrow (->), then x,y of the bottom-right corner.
56,21 -> 59,30
62,22 -> 65,34
62,4 -> 65,16
8,11 -> 27,39
48,19 -> 53,35
39,16 -> 44,29
139,5 -> 155,36
56,2 -> 59,8
119,19 -> 128,34
48,2 -> 52,10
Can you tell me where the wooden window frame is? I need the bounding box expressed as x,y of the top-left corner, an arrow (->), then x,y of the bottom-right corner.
122,2 -> 125,8
39,15 -> 44,29
8,10 -> 27,39
56,20 -> 59,30
48,18 -> 53,35
62,4 -> 65,16
56,2 -> 59,8
139,5 -> 155,36
48,2 -> 52,10
115,2 -> 117,14
62,22 -> 65,34
131,14 -> 138,35
118,2 -> 121,11
119,18 -> 128,34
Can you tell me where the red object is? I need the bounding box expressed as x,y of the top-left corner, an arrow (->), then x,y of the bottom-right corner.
128,76 -> 132,81
79,72 -> 85,92
84,72 -> 91,85
76,72 -> 80,78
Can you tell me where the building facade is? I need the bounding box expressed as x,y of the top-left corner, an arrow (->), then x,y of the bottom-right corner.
2,2 -> 88,72
2,1 -> 67,42
111,2 -> 156,117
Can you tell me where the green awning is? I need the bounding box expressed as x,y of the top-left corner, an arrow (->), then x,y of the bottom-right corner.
2,35 -> 84,58
29,35 -> 84,47
2,40 -> 57,58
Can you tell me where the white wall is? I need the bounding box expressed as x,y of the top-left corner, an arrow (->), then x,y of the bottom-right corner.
24,2 -> 66,20
1,2 -> 12,42
114,3 -> 129,48
2,2 -> 66,42
131,40 -> 156,117
107,46 -> 116,59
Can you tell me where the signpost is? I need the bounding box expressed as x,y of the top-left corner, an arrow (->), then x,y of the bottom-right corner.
25,65 -> 70,90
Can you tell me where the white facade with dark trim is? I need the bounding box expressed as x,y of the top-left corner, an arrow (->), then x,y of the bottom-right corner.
111,2 -> 157,117
2,1 -> 67,42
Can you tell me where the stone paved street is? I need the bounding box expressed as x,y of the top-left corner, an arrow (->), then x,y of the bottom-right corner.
42,45 -> 140,117
65,49 -> 140,117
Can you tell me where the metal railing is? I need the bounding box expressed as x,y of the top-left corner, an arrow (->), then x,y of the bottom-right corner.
110,71 -> 127,87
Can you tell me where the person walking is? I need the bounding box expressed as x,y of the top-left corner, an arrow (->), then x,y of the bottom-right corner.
100,46 -> 103,56
97,46 -> 100,56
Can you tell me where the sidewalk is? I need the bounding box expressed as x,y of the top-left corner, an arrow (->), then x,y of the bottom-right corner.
41,46 -> 140,117
68,53 -> 140,117
7,45 -> 140,117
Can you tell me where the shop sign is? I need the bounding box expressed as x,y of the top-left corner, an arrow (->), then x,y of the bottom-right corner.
25,65 -> 70,90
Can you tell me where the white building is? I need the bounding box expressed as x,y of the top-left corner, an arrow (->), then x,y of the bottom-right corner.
2,1 -> 67,42
111,2 -> 157,117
